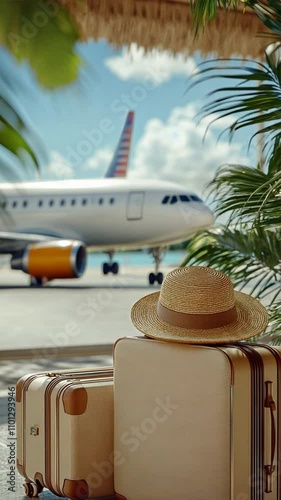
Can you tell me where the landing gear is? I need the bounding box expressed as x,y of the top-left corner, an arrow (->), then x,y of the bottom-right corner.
102,251 -> 119,275
30,277 -> 48,287
149,271 -> 163,285
24,480 -> 43,497
148,247 -> 165,286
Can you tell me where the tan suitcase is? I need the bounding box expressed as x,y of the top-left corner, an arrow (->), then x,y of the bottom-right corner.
16,367 -> 114,499
114,337 -> 281,500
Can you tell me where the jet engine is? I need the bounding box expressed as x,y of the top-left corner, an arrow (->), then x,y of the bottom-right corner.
11,240 -> 87,280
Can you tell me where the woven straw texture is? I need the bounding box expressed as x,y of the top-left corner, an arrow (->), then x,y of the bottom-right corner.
61,0 -> 266,59
131,267 -> 269,344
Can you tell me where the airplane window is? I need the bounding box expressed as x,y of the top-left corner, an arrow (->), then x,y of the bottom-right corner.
170,195 -> 178,204
12,201 -> 17,208
162,196 -> 170,204
180,195 -> 191,203
49,199 -> 54,207
98,198 -> 103,205
82,198 -> 87,206
109,198 -> 115,205
71,199 -> 76,206
38,200 -> 43,207
23,200 -> 28,208
190,195 -> 202,202
60,199 -> 65,206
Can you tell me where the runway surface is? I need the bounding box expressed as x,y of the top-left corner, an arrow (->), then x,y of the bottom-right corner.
0,263 -> 175,499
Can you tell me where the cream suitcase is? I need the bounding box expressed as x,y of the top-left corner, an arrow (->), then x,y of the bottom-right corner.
16,367 -> 114,499
114,337 -> 281,500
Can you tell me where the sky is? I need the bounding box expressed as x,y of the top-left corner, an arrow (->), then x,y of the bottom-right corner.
0,39 -> 257,201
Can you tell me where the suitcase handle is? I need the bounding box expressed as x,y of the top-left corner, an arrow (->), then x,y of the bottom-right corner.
264,381 -> 276,493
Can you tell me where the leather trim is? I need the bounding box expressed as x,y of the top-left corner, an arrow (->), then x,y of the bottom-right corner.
157,301 -> 237,329
16,378 -> 25,403
34,472 -> 45,488
236,345 -> 264,499
62,479 -> 89,500
62,387 -> 88,415
16,459 -> 29,480
115,493 -> 127,500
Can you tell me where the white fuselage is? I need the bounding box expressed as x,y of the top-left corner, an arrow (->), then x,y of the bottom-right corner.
0,178 -> 214,251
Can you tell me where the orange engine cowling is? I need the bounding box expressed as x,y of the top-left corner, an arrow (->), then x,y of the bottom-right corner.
11,240 -> 87,280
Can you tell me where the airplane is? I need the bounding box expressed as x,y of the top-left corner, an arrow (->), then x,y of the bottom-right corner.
0,112 -> 213,286
105,111 -> 134,178
0,178 -> 213,286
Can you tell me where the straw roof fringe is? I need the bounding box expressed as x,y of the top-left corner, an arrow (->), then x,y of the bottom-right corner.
61,0 -> 265,59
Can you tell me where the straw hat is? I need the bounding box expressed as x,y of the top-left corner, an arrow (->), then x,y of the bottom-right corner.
131,266 -> 268,344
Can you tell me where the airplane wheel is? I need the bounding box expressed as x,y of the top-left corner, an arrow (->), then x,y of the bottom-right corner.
157,272 -> 164,285
30,277 -> 44,287
148,273 -> 155,285
102,263 -> 109,275
111,262 -> 119,275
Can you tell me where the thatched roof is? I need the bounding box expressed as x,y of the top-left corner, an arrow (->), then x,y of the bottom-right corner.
62,0 -> 266,59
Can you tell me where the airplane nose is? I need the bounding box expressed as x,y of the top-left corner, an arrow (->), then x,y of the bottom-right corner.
200,207 -> 214,228
180,204 -> 214,230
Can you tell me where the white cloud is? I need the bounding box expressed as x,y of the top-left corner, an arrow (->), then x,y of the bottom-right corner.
105,44 -> 197,86
129,103 -> 251,196
43,151 -> 74,180
82,148 -> 113,177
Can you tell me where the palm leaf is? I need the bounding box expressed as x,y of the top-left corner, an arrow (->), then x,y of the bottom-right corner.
0,117 -> 39,169
245,0 -> 281,37
1,0 -> 81,89
207,162 -> 281,229
182,225 -> 281,298
189,0 -> 238,34
189,52 -> 281,153
266,301 -> 281,342
0,87 -> 41,171
190,0 -> 281,37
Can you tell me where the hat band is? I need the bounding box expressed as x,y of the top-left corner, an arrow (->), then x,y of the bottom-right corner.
157,301 -> 237,330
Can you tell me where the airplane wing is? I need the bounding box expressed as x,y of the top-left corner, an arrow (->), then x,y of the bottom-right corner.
0,231 -> 58,254
105,111 -> 134,178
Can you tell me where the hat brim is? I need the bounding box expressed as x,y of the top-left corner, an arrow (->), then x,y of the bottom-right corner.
131,290 -> 268,344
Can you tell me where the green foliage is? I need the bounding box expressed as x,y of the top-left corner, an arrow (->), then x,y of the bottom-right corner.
182,226 -> 281,297
0,1 -> 82,173
0,94 -> 40,171
186,0 -> 281,340
189,0 -> 238,34
245,0 -> 281,38
207,163 -> 281,229
189,52 -> 281,155
0,0 -> 81,88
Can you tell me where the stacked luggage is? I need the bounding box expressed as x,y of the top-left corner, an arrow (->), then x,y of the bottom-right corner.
17,266 -> 280,499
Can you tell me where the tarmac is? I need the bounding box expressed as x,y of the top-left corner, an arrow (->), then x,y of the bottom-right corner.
0,263 -> 172,499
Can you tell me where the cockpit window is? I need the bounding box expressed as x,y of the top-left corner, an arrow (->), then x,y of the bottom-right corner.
180,195 -> 190,202
163,194 -> 199,204
190,195 -> 202,202
162,196 -> 170,204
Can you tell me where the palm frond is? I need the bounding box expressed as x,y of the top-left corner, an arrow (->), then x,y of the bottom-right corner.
1,0 -> 81,89
189,50 -> 281,154
266,301 -> 281,342
207,163 -> 281,228
245,0 -> 281,37
189,0 -> 238,35
182,225 -> 281,302
0,116 -> 39,170
0,87 -> 41,172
